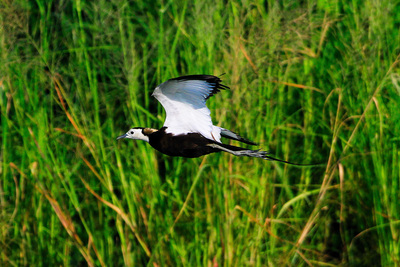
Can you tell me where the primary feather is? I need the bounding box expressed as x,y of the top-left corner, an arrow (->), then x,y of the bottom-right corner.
152,75 -> 228,142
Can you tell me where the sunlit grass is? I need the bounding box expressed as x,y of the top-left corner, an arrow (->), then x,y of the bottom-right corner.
1,0 -> 399,266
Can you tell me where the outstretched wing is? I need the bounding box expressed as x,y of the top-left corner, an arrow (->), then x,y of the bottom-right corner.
152,75 -> 229,142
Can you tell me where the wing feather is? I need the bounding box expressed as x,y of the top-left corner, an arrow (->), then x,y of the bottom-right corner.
152,75 -> 228,142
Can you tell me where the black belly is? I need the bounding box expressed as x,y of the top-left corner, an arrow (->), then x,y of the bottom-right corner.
148,130 -> 220,158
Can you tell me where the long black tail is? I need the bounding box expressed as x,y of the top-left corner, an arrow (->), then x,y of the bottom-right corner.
260,153 -> 320,166
217,143 -> 321,166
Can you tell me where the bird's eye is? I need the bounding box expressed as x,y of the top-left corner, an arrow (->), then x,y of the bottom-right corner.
130,131 -> 134,134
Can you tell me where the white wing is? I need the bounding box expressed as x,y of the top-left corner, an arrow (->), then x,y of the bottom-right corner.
152,75 -> 228,142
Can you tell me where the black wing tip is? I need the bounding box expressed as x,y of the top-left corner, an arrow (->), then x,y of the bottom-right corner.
220,128 -> 258,146
242,139 -> 258,146
226,135 -> 258,146
170,74 -> 230,99
234,139 -> 258,146
170,74 -> 223,82
169,75 -> 230,88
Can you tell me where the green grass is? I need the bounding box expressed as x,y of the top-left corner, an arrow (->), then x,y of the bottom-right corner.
1,0 -> 400,266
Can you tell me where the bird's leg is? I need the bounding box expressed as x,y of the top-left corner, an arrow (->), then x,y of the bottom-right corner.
207,143 -> 270,159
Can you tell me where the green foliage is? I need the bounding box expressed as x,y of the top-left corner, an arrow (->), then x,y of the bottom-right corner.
1,0 -> 399,266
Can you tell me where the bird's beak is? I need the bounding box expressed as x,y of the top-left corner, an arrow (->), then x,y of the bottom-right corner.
116,134 -> 128,140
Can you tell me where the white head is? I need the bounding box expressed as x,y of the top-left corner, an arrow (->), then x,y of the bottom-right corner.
116,127 -> 150,142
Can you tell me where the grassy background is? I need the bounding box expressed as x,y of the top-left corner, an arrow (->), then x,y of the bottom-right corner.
1,0 -> 400,266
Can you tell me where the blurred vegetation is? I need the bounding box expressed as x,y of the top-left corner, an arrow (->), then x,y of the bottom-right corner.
1,0 -> 400,266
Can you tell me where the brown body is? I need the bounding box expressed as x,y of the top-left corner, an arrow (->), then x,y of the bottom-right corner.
147,127 -> 243,158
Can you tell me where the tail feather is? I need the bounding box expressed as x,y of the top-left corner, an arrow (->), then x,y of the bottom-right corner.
216,143 -> 319,166
220,128 -> 257,145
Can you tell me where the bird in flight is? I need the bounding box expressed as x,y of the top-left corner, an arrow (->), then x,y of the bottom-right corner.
117,75 -> 310,165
